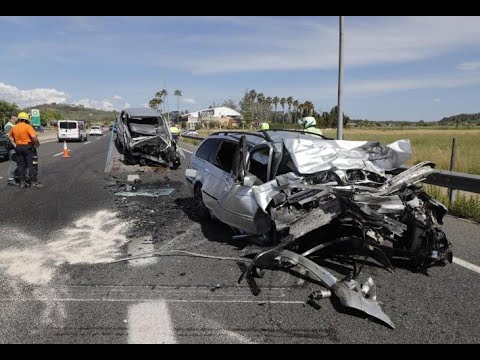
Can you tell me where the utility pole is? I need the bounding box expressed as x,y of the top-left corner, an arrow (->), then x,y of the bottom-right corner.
337,16 -> 344,140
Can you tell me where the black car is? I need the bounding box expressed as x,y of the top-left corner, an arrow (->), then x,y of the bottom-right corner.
0,131 -> 10,160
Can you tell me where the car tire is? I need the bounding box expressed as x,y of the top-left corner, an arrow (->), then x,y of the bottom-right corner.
194,183 -> 211,221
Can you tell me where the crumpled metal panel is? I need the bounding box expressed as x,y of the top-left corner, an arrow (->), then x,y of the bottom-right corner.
282,138 -> 412,175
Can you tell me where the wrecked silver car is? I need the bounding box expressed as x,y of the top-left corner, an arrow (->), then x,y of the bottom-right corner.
115,108 -> 181,168
185,130 -> 452,328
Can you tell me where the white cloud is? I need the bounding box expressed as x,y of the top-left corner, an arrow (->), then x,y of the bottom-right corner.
433,98 -> 441,102
182,98 -> 197,105
74,99 -> 115,111
140,103 -> 149,108
0,82 -> 68,107
7,17 -> 480,75
124,102 -> 131,108
457,61 -> 480,71
112,94 -> 123,100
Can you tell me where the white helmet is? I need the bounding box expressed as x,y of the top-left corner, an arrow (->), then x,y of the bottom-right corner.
298,116 -> 316,129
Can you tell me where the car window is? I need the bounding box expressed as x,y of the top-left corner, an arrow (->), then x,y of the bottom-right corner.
195,138 -> 222,164
214,140 -> 238,173
60,121 -> 77,129
248,147 -> 270,183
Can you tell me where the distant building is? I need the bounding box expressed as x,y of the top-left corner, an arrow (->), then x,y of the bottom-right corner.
182,106 -> 243,128
188,106 -> 242,119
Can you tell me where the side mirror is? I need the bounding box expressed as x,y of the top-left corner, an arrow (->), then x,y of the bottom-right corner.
243,174 -> 257,187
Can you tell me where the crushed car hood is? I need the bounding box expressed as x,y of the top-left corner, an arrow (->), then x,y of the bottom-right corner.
281,136 -> 412,175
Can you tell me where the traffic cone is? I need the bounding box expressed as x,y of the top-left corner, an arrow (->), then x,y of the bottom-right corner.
63,141 -> 70,158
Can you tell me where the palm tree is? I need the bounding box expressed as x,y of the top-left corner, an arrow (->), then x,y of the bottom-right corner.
298,102 -> 305,119
286,97 -> 293,123
304,101 -> 314,116
174,89 -> 182,123
265,96 -> 272,122
257,93 -> 265,122
272,96 -> 279,123
159,89 -> 168,115
280,97 -> 286,124
293,99 -> 299,123
248,90 -> 257,122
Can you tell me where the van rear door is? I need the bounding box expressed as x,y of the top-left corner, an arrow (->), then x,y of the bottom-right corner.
58,121 -> 79,140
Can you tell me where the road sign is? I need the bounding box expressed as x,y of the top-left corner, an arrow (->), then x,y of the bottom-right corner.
31,109 -> 41,127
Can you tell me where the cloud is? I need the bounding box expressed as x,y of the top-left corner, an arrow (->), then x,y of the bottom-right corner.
433,98 -> 441,102
124,102 -> 131,108
112,94 -> 123,100
182,98 -> 197,105
0,82 -> 68,107
74,98 -> 115,111
457,61 -> 480,71
5,17 -> 480,75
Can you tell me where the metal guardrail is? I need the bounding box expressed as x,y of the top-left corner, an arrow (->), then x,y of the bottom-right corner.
180,135 -> 480,195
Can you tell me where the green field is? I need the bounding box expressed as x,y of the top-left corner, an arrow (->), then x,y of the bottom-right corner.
323,128 -> 480,175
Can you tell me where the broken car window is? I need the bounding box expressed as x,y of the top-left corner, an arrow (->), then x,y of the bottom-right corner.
248,147 -> 270,183
214,140 -> 238,173
196,138 -> 222,164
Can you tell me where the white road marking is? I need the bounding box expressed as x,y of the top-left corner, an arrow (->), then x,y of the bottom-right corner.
453,257 -> 480,274
0,177 -> 3,180
0,298 -> 305,305
179,147 -> 193,154
84,141 -> 91,145
53,152 -> 64,157
128,301 -> 176,344
42,140 -> 57,144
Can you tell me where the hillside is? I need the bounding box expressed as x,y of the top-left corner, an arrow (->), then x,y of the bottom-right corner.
25,103 -> 118,126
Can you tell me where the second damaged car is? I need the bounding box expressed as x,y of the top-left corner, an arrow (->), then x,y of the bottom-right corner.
185,130 -> 452,328
115,108 -> 181,168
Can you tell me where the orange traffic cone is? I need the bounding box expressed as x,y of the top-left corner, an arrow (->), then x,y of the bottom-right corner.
63,141 -> 70,158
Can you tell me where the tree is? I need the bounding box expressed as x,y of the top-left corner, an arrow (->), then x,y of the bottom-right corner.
174,89 -> 182,123
222,99 -> 238,111
0,99 -> 19,129
293,100 -> 299,123
280,98 -> 286,123
286,97 -> 293,123
272,96 -> 279,123
248,90 -> 257,123
159,89 -> 168,114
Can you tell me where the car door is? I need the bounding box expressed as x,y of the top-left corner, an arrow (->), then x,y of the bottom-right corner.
216,137 -> 273,235
202,139 -> 237,214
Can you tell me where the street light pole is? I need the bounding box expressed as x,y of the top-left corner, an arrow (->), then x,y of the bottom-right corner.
337,16 -> 344,140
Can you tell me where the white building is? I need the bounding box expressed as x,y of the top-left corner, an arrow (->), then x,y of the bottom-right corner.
188,106 -> 242,119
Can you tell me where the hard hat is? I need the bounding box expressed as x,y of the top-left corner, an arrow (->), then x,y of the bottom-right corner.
17,111 -> 31,121
260,122 -> 270,130
300,116 -> 316,128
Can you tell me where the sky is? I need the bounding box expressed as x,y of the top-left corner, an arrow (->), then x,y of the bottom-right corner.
1,16 -> 479,122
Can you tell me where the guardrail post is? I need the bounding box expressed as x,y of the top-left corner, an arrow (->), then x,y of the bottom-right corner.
448,138 -> 457,204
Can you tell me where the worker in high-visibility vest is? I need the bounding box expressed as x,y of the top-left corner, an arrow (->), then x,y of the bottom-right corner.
170,124 -> 181,143
8,112 -> 44,188
298,117 -> 323,136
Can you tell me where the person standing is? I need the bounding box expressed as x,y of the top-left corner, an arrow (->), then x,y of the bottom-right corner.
4,114 -> 18,185
8,112 -> 44,189
170,124 -> 181,143
298,117 -> 323,136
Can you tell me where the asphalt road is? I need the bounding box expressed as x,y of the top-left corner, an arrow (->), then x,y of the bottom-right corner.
0,131 -> 478,343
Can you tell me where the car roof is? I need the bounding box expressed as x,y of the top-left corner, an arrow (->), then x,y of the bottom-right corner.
123,108 -> 161,118
209,130 -> 327,147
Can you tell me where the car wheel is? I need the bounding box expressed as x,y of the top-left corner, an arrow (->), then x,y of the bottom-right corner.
194,183 -> 211,221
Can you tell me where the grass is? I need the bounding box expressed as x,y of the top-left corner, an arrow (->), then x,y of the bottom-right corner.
323,128 -> 480,175
425,186 -> 480,223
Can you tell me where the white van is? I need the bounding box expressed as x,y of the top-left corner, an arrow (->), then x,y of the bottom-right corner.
57,120 -> 88,142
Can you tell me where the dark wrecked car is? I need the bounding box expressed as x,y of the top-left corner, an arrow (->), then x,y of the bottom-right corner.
115,108 -> 181,168
185,130 -> 452,328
